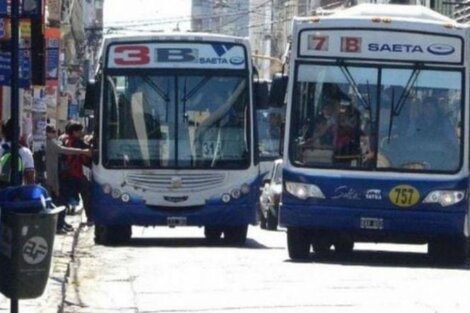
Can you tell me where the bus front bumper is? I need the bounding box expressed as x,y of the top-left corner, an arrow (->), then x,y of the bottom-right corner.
280,204 -> 467,240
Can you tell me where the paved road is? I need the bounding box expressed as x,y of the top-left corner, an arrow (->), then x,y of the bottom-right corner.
64,226 -> 470,313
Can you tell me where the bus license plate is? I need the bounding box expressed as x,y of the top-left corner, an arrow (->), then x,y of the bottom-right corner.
167,217 -> 187,227
360,217 -> 383,230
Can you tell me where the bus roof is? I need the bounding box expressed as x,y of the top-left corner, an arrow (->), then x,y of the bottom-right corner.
103,32 -> 250,45
292,4 -> 466,65
295,4 -> 461,26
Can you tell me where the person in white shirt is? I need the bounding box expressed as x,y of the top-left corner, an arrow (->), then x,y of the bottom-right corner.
0,119 -> 35,185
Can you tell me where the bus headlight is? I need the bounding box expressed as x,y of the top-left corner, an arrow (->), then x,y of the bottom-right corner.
231,189 -> 241,199
423,190 -> 465,207
221,193 -> 231,203
285,182 -> 325,200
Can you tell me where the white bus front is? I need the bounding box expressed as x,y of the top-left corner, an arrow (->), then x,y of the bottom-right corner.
90,35 -> 259,245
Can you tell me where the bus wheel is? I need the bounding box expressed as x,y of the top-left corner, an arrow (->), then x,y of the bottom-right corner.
204,227 -> 222,243
429,237 -> 469,264
266,210 -> 278,231
223,226 -> 248,246
287,228 -> 310,260
95,225 -> 132,246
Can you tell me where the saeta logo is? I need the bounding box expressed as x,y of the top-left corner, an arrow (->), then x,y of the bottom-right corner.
230,56 -> 245,65
427,44 -> 455,55
211,43 -> 236,56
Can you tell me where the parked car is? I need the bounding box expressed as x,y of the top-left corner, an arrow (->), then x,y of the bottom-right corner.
259,159 -> 283,230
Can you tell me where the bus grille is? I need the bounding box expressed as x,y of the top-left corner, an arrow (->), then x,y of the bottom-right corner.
125,172 -> 226,192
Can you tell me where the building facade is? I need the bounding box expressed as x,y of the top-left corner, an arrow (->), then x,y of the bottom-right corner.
191,0 -> 249,36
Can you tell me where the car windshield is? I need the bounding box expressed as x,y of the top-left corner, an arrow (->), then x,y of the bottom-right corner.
103,72 -> 250,169
289,63 -> 462,173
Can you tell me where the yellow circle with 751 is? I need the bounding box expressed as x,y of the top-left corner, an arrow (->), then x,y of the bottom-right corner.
388,185 -> 420,208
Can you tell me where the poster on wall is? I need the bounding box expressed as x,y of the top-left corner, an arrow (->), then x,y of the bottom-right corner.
0,19 -> 31,87
45,83 -> 57,118
22,110 -> 32,142
23,88 -> 32,110
32,87 -> 46,112
45,27 -> 60,81
46,0 -> 61,26
68,99 -> 79,120
32,110 -> 46,151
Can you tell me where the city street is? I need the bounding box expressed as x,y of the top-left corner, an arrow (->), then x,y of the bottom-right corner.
63,225 -> 470,313
2,1 -> 470,313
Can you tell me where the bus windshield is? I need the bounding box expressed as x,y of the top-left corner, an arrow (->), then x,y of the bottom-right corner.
289,63 -> 463,173
103,72 -> 250,169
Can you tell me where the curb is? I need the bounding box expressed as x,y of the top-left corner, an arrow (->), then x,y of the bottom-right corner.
57,216 -> 82,313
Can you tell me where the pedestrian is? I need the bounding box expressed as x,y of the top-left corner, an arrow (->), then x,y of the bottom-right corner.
0,118 -> 35,186
58,120 -> 80,211
62,122 -> 93,225
45,125 -> 91,234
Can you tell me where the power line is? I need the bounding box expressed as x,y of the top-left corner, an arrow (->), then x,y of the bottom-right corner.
106,0 -> 271,30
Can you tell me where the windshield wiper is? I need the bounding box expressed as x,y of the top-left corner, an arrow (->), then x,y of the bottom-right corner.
393,67 -> 420,116
180,76 -> 211,102
386,66 -> 421,142
339,62 -> 371,111
142,77 -> 171,102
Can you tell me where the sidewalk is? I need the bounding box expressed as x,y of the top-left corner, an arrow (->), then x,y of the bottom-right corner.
0,212 -> 82,313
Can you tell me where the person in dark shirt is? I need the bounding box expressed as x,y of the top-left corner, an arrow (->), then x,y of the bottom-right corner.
62,122 -> 93,225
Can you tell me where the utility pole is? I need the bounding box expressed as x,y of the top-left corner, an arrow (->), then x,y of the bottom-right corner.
10,0 -> 21,187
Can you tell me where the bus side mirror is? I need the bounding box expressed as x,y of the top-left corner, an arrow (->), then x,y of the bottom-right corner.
269,73 -> 288,108
84,80 -> 98,113
253,80 -> 269,109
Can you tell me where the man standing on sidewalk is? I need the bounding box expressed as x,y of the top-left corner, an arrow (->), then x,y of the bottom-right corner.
45,125 -> 91,233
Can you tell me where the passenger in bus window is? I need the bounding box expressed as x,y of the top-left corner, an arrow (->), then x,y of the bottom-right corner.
333,104 -> 362,165
321,100 -> 338,129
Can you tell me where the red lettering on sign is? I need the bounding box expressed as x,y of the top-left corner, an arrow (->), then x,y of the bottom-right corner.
341,37 -> 361,53
114,46 -> 150,65
309,36 -> 329,51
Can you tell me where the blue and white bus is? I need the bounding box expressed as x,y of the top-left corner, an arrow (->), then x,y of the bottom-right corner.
85,33 -> 260,245
280,4 -> 470,262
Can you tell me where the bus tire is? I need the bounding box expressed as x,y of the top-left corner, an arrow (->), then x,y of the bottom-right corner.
266,209 -> 278,231
95,225 -> 132,246
287,228 -> 310,260
428,236 -> 469,264
204,227 -> 222,243
223,226 -> 248,246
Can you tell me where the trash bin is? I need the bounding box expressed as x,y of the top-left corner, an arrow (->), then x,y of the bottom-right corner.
0,185 -> 63,300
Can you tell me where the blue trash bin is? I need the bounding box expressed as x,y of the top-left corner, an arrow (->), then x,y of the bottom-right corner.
0,185 -> 64,299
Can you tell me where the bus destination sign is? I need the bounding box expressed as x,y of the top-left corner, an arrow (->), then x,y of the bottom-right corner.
299,30 -> 463,64
107,42 -> 247,70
